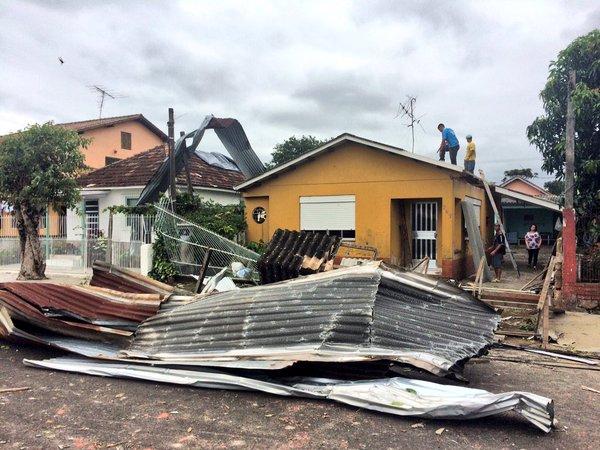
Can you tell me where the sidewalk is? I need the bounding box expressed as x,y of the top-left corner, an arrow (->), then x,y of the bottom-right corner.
0,269 -> 90,285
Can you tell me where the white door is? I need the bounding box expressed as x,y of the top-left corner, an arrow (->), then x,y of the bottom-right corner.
411,201 -> 438,268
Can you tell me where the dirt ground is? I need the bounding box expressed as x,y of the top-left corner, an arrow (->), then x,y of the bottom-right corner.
1,343 -> 599,450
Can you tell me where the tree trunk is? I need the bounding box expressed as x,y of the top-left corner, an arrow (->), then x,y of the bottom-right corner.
15,204 -> 46,280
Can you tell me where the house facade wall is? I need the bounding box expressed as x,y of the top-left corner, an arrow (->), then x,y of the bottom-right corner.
502,179 -> 545,196
503,206 -> 559,245
241,142 -> 490,278
81,120 -> 165,169
66,187 -> 241,241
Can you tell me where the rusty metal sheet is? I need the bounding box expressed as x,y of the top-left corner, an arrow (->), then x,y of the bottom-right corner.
0,283 -> 161,323
90,261 -> 180,295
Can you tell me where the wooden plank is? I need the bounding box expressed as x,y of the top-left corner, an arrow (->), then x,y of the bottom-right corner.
398,203 -> 412,266
537,256 -> 556,311
412,256 -> 429,274
194,249 -> 213,294
520,269 -> 546,291
494,330 -> 537,337
542,291 -> 550,349
483,299 -> 538,310
478,170 -> 520,277
476,257 -> 485,298
0,387 -> 30,394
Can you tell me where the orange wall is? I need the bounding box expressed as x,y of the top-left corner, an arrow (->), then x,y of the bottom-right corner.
242,143 -> 489,278
503,179 -> 544,197
81,120 -> 165,168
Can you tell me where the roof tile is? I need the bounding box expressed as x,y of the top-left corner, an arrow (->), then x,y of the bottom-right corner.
78,146 -> 245,190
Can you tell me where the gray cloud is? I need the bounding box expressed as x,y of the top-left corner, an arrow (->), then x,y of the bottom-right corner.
0,0 -> 598,181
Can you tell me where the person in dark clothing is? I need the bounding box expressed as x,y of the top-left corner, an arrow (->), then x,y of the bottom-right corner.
487,223 -> 506,282
437,123 -> 460,165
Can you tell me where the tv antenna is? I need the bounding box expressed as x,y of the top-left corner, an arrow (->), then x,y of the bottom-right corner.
395,95 -> 426,153
88,85 -> 124,118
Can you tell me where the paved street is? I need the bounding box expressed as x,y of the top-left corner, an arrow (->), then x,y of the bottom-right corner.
1,343 -> 599,449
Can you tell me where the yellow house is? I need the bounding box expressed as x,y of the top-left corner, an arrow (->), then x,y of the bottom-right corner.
236,134 -> 492,279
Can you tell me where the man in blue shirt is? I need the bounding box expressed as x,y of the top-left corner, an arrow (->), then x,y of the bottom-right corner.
437,123 -> 460,165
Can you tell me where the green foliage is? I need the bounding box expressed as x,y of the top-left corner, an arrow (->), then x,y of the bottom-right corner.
502,168 -> 537,181
544,179 -> 565,196
0,122 -> 89,211
246,240 -> 266,254
265,135 -> 330,169
149,233 -> 178,283
105,204 -> 155,215
527,29 -> 600,245
174,192 -> 246,240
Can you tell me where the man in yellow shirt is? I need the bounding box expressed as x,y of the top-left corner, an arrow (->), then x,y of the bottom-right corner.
464,134 -> 476,173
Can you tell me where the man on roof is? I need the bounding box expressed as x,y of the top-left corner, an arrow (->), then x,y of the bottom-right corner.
464,134 -> 476,173
437,123 -> 460,165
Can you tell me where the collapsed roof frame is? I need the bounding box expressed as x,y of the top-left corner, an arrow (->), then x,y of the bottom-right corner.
137,115 -> 265,205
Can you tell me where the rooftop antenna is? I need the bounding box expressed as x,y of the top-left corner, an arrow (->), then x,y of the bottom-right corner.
88,85 -> 123,118
395,95 -> 426,153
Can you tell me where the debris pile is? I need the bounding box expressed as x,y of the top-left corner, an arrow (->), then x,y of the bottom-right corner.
0,260 -> 557,432
124,263 -> 499,377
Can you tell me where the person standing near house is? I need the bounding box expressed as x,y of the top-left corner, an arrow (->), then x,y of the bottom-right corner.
437,123 -> 460,165
464,134 -> 476,173
487,223 -> 506,282
524,224 -> 542,270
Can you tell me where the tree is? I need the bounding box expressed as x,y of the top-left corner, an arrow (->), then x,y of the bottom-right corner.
266,135 -> 329,169
502,168 -> 538,181
527,29 -> 600,244
0,123 -> 88,279
544,179 -> 565,196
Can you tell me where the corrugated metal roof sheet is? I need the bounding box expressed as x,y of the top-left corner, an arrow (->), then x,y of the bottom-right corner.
90,261 -> 181,296
0,279 -> 165,341
24,356 -> 555,432
258,229 -> 341,283
123,262 -> 500,376
0,283 -> 160,323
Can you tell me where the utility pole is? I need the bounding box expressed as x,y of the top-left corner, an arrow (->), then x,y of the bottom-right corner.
180,130 -> 194,195
562,70 -> 577,309
167,108 -> 176,203
565,71 -> 576,210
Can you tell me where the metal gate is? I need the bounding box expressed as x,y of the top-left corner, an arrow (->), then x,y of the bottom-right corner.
411,201 -> 438,268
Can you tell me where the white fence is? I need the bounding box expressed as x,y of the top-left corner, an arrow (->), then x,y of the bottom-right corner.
0,214 -> 155,273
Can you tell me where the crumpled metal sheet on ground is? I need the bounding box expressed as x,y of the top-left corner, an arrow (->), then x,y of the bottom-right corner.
0,306 -> 129,354
123,262 -> 500,376
0,279 -> 165,342
90,261 -> 181,296
257,229 -> 341,284
23,356 -> 554,432
0,282 -> 163,326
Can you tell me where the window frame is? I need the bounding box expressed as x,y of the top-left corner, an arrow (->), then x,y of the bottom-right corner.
121,131 -> 132,150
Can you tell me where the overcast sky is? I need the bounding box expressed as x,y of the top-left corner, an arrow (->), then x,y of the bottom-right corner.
1,0 -> 598,182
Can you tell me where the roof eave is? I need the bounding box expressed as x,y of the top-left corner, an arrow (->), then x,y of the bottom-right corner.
495,186 -> 561,212
235,133 -> 466,191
